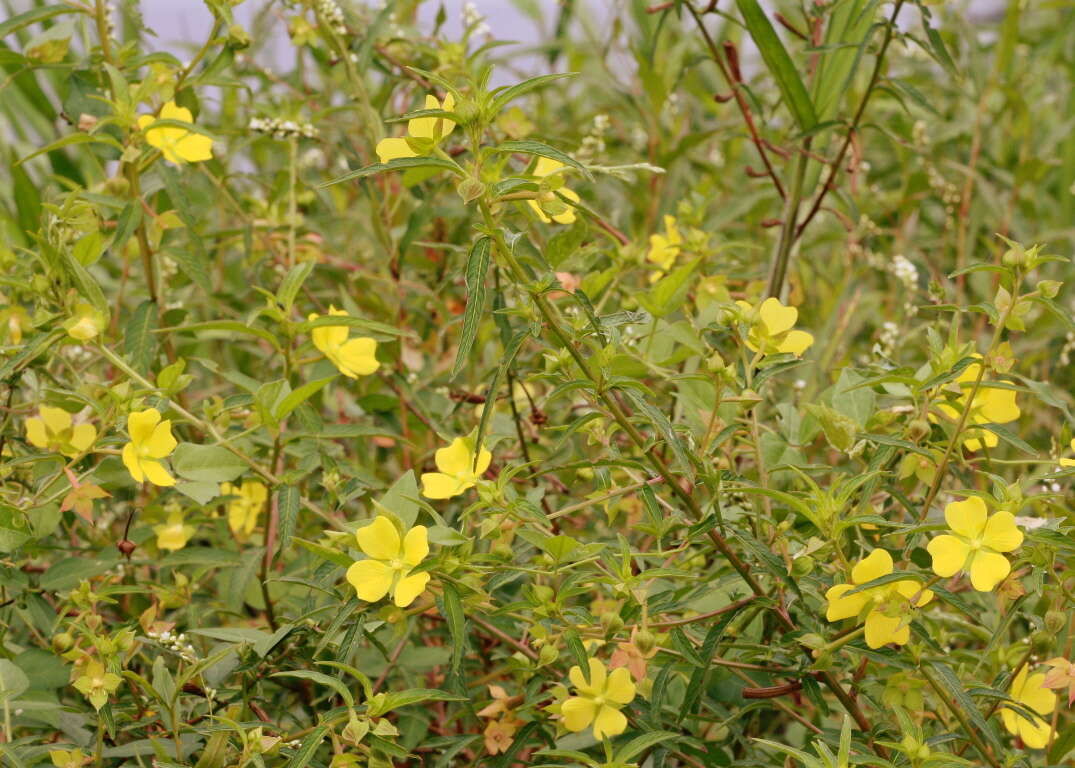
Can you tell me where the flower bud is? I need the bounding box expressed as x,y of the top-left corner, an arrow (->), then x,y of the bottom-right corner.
1002,245 -> 1027,267
1045,609 -> 1067,634
906,418 -> 931,442
52,632 -> 75,653
538,644 -> 558,666
634,628 -> 657,655
705,352 -> 726,374
1031,629 -> 1053,654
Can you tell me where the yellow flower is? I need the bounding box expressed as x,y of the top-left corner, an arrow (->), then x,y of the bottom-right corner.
72,659 -> 122,711
308,306 -> 380,379
345,515 -> 430,608
25,406 -> 96,458
1000,666 -> 1056,748
121,408 -> 177,486
825,549 -> 933,649
927,496 -> 1022,592
64,302 -> 105,341
933,359 -> 1020,452
49,748 -> 90,768
137,101 -> 214,165
527,157 -> 580,224
220,479 -> 267,541
375,93 -> 456,162
1059,438 -> 1075,467
736,297 -> 814,357
420,437 -> 491,499
647,215 -> 682,272
153,506 -> 196,551
560,657 -> 636,739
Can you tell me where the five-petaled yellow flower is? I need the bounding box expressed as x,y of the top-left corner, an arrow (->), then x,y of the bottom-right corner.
560,657 -> 636,739
825,549 -> 934,649
647,215 -> 682,273
220,479 -> 267,541
735,297 -> 814,357
153,506 -> 196,551
528,157 -> 580,224
927,496 -> 1022,592
72,659 -> 122,711
376,93 -> 456,163
420,437 -> 491,499
933,358 -> 1020,452
25,406 -> 96,458
346,515 -> 430,608
121,408 -> 178,486
137,101 -> 214,165
1000,666 -> 1056,748
308,306 -> 379,379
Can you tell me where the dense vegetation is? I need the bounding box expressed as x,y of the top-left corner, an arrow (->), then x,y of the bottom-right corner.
1,0 -> 1075,766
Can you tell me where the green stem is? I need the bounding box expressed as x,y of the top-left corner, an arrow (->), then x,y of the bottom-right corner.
765,144 -> 810,299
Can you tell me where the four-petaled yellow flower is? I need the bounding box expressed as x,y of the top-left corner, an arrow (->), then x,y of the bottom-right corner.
308,306 -> 380,379
933,358 -> 1020,452
420,437 -> 491,499
121,408 -> 178,486
735,297 -> 814,357
154,506 -> 196,551
72,659 -> 122,711
137,101 -> 214,165
560,657 -> 636,739
1000,666 -> 1056,749
825,549 -> 934,649
376,93 -> 456,163
346,515 -> 430,607
927,496 -> 1022,592
647,215 -> 682,273
220,479 -> 268,541
528,157 -> 580,224
25,406 -> 96,458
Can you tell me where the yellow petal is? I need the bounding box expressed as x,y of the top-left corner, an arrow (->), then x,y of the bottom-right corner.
777,329 -> 814,357
243,480 -> 268,504
122,443 -> 144,483
894,580 -> 934,607
435,438 -> 473,476
864,610 -> 908,649
550,187 -> 579,224
421,472 -> 468,499
336,337 -> 379,378
605,667 -> 636,704
560,696 -> 597,732
1017,714 -> 1052,749
534,157 -> 564,177
968,550 -> 1010,592
402,526 -> 429,566
144,419 -> 177,458
141,458 -> 176,487
978,386 -> 1020,424
392,571 -> 429,607
175,132 -> 213,163
825,583 -> 869,621
527,198 -> 552,223
757,297 -> 798,336
69,423 -> 97,453
346,559 -> 393,603
376,137 -> 418,163
1018,671 -> 1057,715
852,549 -> 893,584
160,101 -> 193,123
944,496 -> 988,538
927,534 -> 970,578
137,114 -> 154,132
592,704 -> 627,739
310,312 -> 348,357
40,405 -> 72,434
982,511 -> 1023,553
569,658 -> 606,696
128,408 -> 162,446
356,516 -> 401,561
25,417 -> 48,448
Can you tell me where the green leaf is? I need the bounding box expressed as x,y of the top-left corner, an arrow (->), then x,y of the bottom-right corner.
489,140 -> 593,180
488,73 -> 576,115
277,486 -> 299,554
15,132 -> 124,167
319,156 -> 464,187
275,376 -> 334,421
284,725 -> 328,768
377,470 -> 421,528
271,670 -> 353,706
293,537 -> 352,568
171,443 -> 247,484
0,4 -> 76,39
158,165 -> 211,293
277,261 -> 315,312
451,236 -> 491,379
441,583 -> 467,674
0,659 -> 29,702
735,0 -> 817,131
615,730 -> 681,763
124,300 -> 159,375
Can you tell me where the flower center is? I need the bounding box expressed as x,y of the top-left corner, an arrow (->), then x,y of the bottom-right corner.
592,695 -> 605,706
969,538 -> 982,551
389,558 -> 405,571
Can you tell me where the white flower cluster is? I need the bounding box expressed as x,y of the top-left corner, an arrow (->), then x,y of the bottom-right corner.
1059,330 -> 1075,367
874,320 -> 900,358
317,0 -> 347,36
890,254 -> 918,289
574,113 -> 610,165
149,628 -> 198,663
249,116 -> 318,140
462,2 -> 491,36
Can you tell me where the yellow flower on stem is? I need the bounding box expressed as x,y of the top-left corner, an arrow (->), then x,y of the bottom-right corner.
72,659 -> 122,711
375,93 -> 456,162
560,657 -> 636,739
825,549 -> 934,649
64,302 -> 106,341
154,506 -> 196,551
308,306 -> 380,379
346,515 -> 430,607
926,496 -> 1023,592
137,101 -> 214,165
735,297 -> 814,357
933,359 -> 1020,452
1000,666 -> 1056,748
25,406 -> 96,458
1059,438 -> 1075,467
121,408 -> 177,486
527,157 -> 580,224
647,215 -> 682,272
220,479 -> 268,541
420,437 -> 491,499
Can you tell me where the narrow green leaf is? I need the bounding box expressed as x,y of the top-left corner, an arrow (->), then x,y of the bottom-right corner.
736,0 -> 817,130
490,140 -> 593,180
451,236 -> 491,379
277,486 -> 299,554
318,156 -> 463,187
284,724 -> 327,768
124,300 -> 159,375
442,583 -> 467,674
